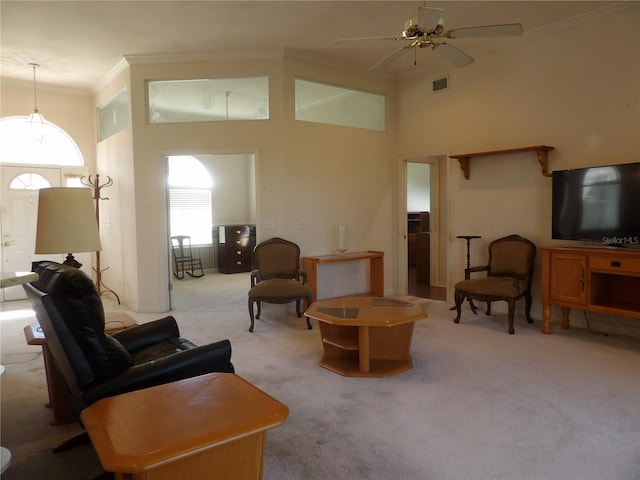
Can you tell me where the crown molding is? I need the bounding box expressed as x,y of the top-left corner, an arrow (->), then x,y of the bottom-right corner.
94,57 -> 130,93
124,48 -> 286,66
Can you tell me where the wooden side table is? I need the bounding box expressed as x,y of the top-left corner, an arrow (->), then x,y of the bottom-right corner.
81,372 -> 289,480
24,312 -> 138,425
302,251 -> 384,302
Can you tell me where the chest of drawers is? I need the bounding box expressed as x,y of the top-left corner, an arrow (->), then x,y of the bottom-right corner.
215,225 -> 256,273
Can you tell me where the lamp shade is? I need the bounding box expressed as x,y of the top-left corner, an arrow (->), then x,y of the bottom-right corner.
35,188 -> 102,258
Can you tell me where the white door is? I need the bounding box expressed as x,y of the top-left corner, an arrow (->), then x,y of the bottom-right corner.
1,166 -> 62,301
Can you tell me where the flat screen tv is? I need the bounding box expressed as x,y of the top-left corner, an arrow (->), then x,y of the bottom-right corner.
552,162 -> 640,247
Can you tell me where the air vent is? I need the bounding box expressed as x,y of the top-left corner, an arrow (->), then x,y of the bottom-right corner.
432,75 -> 448,92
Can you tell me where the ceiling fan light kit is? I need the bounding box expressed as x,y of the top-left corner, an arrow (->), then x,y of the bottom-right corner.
334,2 -> 523,71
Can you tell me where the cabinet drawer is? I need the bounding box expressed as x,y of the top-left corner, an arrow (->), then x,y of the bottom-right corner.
231,236 -> 252,248
589,255 -> 640,274
228,250 -> 251,270
227,226 -> 251,239
227,248 -> 251,261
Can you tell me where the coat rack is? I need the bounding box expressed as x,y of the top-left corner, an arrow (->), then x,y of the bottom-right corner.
81,174 -> 120,304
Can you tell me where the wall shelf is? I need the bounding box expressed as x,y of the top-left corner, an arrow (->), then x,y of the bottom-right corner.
450,145 -> 555,179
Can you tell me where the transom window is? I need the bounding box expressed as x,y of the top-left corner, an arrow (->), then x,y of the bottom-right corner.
148,77 -> 269,123
295,78 -> 386,131
9,172 -> 52,190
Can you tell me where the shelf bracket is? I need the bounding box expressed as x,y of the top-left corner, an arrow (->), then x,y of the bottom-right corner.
450,145 -> 555,179
457,157 -> 471,180
536,148 -> 552,177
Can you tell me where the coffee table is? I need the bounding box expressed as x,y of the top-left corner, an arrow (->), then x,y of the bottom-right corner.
305,296 -> 428,377
81,372 -> 288,480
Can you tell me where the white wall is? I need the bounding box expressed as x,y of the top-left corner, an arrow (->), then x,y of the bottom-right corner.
93,67 -> 137,308
107,53 -> 396,310
396,3 -> 640,319
199,153 -> 256,226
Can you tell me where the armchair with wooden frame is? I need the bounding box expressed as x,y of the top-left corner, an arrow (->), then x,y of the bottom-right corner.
248,237 -> 312,332
453,234 -> 536,334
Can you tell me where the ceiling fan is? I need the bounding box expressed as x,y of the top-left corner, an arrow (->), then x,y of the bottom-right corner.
334,2 -> 523,71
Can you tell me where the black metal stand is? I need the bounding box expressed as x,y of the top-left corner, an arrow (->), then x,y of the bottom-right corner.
451,235 -> 481,312
457,235 -> 482,277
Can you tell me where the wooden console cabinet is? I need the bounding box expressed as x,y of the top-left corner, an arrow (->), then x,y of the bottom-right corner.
541,246 -> 640,333
215,224 -> 256,273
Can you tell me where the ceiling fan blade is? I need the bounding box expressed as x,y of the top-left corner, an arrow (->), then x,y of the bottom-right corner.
447,23 -> 523,39
370,47 -> 409,71
433,43 -> 475,67
334,35 -> 403,44
417,6 -> 444,31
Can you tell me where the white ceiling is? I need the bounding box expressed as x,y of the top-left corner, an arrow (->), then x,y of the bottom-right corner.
1,1 -> 618,92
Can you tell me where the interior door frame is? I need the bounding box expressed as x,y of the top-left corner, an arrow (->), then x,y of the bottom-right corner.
397,154 -> 449,296
163,151 -> 258,310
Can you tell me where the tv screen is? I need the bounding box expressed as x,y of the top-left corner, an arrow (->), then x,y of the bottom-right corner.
552,162 -> 640,246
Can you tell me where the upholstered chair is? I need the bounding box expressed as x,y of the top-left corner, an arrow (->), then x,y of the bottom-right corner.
248,237 -> 312,332
453,234 -> 536,334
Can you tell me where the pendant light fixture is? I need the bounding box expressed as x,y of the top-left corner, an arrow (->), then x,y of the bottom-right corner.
28,62 -> 46,144
223,91 -> 231,119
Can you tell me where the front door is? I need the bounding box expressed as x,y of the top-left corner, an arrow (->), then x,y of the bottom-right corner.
1,166 -> 62,301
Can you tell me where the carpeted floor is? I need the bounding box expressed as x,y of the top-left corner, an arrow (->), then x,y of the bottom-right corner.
1,272 -> 639,479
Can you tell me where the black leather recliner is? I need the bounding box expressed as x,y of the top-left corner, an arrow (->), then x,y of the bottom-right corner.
24,261 -> 234,451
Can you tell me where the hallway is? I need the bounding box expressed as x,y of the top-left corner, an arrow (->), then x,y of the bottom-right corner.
407,266 -> 446,301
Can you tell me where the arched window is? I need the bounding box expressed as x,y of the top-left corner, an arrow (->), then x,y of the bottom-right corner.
9,172 -> 52,190
0,116 -> 83,166
168,156 -> 213,245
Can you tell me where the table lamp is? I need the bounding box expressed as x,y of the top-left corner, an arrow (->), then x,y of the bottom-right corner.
35,187 -> 102,268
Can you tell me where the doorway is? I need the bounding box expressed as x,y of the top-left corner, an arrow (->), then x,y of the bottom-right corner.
166,153 -> 257,309
0,166 -> 65,301
401,156 -> 447,301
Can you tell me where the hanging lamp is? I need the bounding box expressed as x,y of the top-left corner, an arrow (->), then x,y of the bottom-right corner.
223,91 -> 231,119
27,63 -> 46,144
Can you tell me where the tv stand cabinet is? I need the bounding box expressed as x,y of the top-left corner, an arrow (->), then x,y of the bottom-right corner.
541,246 -> 640,333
